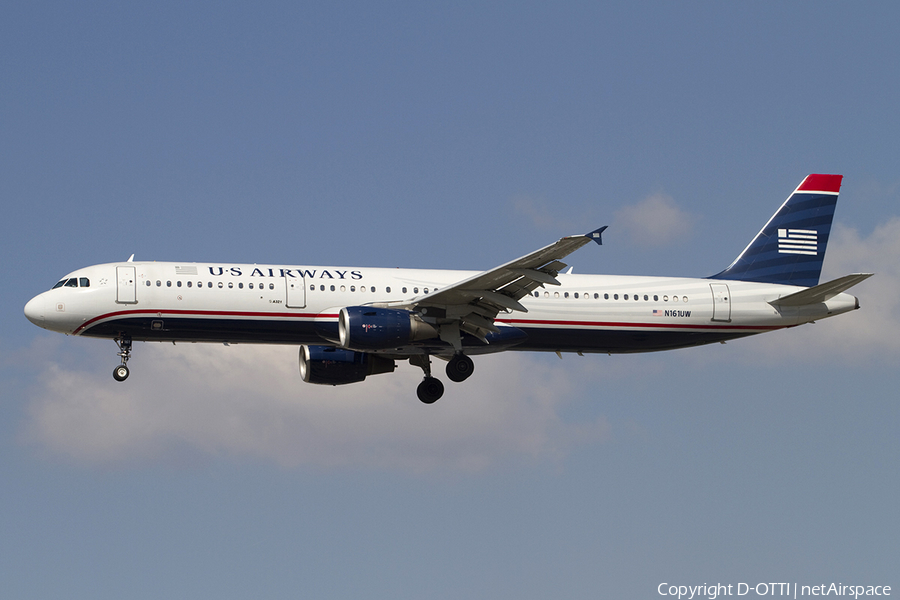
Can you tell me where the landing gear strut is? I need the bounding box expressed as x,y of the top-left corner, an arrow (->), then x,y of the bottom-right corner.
446,353 -> 474,382
412,354 -> 444,404
113,335 -> 132,382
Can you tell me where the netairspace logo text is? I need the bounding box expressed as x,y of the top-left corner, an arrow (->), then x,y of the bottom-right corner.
658,582 -> 891,600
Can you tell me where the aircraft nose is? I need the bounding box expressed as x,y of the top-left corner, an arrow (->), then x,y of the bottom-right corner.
24,294 -> 46,327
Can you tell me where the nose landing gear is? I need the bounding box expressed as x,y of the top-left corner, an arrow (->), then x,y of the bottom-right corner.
113,336 -> 132,381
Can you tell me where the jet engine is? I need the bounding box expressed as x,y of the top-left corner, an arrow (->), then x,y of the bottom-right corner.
338,306 -> 437,350
299,345 -> 396,385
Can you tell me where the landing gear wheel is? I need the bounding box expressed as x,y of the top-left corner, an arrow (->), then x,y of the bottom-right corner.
446,353 -> 474,382
113,336 -> 133,382
417,377 -> 444,404
113,364 -> 130,382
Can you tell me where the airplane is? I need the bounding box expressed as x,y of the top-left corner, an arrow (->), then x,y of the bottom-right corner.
24,174 -> 872,404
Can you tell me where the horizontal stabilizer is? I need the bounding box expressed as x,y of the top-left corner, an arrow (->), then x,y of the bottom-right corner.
768,273 -> 874,307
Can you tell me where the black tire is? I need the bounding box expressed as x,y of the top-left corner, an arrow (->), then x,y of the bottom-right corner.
417,377 -> 444,404
113,364 -> 130,382
446,353 -> 474,382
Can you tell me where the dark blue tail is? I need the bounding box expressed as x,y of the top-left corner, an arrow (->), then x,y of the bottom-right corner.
709,174 -> 842,287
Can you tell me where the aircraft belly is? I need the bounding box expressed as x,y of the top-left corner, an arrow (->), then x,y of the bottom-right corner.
510,326 -> 757,353
79,314 -> 328,344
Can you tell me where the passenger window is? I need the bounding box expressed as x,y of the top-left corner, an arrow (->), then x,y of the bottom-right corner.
350,286 -> 356,292
269,283 -> 274,290
330,285 -> 335,291
624,294 -> 628,300
663,295 -> 668,301
218,282 -> 223,288
643,295 -> 648,301
653,295 -> 658,301
340,285 -> 346,292
604,293 -> 609,299
239,283 -> 243,289
208,282 -> 213,288
155,280 -> 161,287
320,285 -> 325,291
554,292 -> 560,298
80,278 -> 90,287
177,281 -> 182,288
614,294 -> 618,300
228,282 -> 233,289
683,296 -> 688,303
187,281 -> 192,288
573,293 -> 579,299
673,296 -> 678,302
634,295 -> 638,301
167,281 -> 172,287
386,287 -> 391,293
544,291 -> 549,298
413,287 -> 418,294
594,293 -> 599,299
423,288 -> 428,294
402,287 -> 407,294
564,292 -> 569,298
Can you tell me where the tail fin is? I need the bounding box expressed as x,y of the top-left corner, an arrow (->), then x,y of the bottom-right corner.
709,174 -> 842,287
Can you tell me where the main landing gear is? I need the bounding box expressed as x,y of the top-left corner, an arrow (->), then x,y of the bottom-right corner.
446,353 -> 474,383
113,335 -> 132,381
412,353 -> 475,404
413,354 -> 444,404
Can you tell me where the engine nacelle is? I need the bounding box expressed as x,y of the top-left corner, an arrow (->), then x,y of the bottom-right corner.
338,306 -> 437,350
299,345 -> 395,385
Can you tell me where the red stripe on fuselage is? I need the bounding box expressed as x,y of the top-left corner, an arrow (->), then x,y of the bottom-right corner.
497,318 -> 780,332
76,309 -> 782,337
74,309 -> 339,335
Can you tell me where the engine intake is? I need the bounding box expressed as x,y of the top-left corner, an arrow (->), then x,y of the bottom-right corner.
299,345 -> 395,385
338,306 -> 437,350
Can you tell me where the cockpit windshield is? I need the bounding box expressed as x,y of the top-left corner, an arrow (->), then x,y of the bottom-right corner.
51,277 -> 90,290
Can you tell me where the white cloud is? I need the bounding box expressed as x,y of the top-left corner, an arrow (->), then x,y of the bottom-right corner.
613,193 -> 693,247
23,343 -> 610,471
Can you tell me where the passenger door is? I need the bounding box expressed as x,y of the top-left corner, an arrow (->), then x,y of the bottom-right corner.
116,266 -> 137,304
710,283 -> 731,322
285,276 -> 306,308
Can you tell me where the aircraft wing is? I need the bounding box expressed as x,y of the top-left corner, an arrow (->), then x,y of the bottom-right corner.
393,226 -> 607,343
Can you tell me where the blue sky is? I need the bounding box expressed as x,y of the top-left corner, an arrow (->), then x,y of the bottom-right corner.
2,2 -> 898,598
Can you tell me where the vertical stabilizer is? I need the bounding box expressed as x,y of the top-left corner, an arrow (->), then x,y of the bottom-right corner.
710,174 -> 842,287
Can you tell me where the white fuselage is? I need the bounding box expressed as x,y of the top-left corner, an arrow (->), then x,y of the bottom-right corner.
24,261 -> 859,355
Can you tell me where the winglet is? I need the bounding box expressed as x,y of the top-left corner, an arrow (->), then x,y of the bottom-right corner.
586,225 -> 608,245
